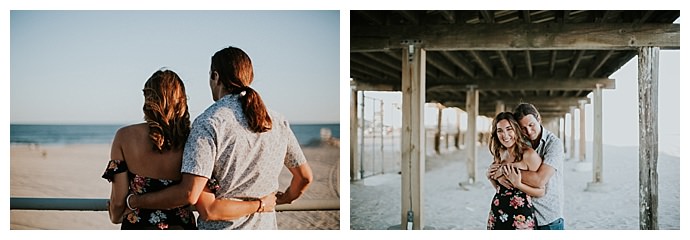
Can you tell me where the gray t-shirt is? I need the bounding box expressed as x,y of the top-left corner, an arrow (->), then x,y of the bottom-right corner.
531,126 -> 565,226
181,94 -> 307,230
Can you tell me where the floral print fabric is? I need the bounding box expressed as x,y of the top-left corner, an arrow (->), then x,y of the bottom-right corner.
102,159 -> 197,230
487,185 -> 537,230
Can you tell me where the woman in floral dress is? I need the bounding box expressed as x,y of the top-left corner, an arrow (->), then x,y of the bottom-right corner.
485,112 -> 545,230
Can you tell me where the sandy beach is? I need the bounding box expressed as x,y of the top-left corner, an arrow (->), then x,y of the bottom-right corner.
10,143 -> 340,230
350,135 -> 680,230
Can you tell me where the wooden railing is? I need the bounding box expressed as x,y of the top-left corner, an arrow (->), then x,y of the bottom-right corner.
10,197 -> 340,211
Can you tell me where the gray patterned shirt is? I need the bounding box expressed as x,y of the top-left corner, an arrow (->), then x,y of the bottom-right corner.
531,127 -> 565,226
181,94 -> 307,230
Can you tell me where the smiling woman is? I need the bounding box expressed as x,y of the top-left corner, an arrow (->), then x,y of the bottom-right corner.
485,111 -> 543,230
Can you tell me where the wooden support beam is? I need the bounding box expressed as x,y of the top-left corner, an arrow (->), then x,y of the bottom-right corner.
435,104 -> 443,154
569,106 -> 576,160
357,11 -> 385,25
351,56 -> 400,79
352,81 -> 398,91
549,50 -> 558,75
440,51 -> 475,77
589,50 -> 615,77
587,84 -> 604,190
495,100 -> 505,116
497,51 -> 514,78
480,10 -> 495,23
440,97 -> 589,110
427,53 -> 456,78
638,46 -> 659,230
524,50 -> 533,77
599,11 -> 611,23
463,86 -> 479,187
350,87 -> 360,181
455,108 -> 462,149
578,99 -> 587,162
427,77 -> 615,91
468,50 -> 494,77
397,10 -> 419,25
522,10 -> 531,23
351,23 -> 680,51
440,10 -> 455,23
400,45 -> 426,230
569,50 -> 586,77
638,10 -> 655,24
361,52 -> 401,72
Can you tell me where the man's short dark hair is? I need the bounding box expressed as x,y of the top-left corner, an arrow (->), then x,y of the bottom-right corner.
513,103 -> 541,121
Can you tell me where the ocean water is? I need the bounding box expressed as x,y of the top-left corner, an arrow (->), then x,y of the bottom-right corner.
10,123 -> 339,147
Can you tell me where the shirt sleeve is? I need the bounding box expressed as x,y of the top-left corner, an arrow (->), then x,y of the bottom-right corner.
181,117 -> 217,179
282,120 -> 307,168
541,134 -> 565,173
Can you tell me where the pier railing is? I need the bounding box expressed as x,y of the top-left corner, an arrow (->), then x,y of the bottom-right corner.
10,197 -> 339,212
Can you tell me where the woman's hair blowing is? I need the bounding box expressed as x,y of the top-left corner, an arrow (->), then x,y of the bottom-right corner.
142,69 -> 191,152
211,46 -> 272,133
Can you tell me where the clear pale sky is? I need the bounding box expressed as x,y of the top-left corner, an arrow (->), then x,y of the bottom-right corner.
10,10 -> 339,125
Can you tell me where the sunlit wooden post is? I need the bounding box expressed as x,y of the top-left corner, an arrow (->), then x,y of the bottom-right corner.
400,43 -> 425,230
578,100 -> 587,162
495,100 -> 505,116
638,46 -> 659,230
434,104 -> 443,154
586,83 -> 605,191
461,85 -> 478,186
455,109 -> 462,149
569,106 -> 576,160
350,83 -> 360,181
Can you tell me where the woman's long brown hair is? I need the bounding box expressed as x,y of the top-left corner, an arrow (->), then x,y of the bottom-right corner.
211,46 -> 272,133
488,112 -> 529,164
142,69 -> 191,152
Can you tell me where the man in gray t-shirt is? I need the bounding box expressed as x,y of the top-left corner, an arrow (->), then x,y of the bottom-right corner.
489,103 -> 565,230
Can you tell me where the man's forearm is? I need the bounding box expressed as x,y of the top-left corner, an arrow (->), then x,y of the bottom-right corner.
520,170 -> 545,188
279,177 -> 311,204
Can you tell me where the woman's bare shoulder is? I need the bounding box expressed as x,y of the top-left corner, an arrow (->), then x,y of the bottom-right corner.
522,147 -> 542,169
116,123 -> 148,135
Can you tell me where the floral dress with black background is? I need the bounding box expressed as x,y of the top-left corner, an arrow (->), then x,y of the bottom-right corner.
487,183 -> 537,230
102,159 -> 196,230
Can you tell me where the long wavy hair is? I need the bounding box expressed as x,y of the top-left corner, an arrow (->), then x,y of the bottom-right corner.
488,112 -> 529,164
142,69 -> 191,152
211,46 -> 272,133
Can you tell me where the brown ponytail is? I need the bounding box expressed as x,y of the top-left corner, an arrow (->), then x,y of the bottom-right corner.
212,46 -> 272,133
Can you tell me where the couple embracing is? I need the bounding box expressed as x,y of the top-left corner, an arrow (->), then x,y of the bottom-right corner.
486,104 -> 565,230
101,46 -> 313,230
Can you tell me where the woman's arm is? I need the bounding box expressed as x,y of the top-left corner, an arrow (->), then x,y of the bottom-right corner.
195,188 -> 277,221
108,131 -> 129,224
277,163 -> 313,205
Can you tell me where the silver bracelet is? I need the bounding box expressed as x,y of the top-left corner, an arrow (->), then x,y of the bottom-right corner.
126,194 -> 137,211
